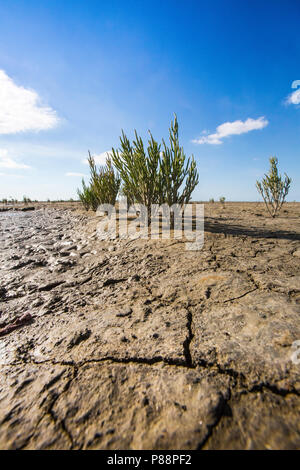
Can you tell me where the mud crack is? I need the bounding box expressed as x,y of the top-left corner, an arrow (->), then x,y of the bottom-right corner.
182,305 -> 194,367
44,366 -> 78,449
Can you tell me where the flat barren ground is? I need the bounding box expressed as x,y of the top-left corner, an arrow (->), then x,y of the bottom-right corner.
0,202 -> 300,450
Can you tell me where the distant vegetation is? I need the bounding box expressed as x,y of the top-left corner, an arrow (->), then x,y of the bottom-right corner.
1,198 -> 18,204
256,157 -> 291,217
0,198 -> 76,205
23,196 -> 32,205
208,197 -> 226,205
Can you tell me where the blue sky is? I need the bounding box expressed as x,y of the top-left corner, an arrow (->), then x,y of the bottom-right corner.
0,0 -> 299,201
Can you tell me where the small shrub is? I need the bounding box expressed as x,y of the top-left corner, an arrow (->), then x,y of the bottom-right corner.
111,129 -> 161,219
256,157 -> 291,218
77,178 -> 96,210
77,152 -> 120,211
111,115 -> 199,223
88,153 -> 120,207
159,115 -> 199,207
209,198 -> 214,203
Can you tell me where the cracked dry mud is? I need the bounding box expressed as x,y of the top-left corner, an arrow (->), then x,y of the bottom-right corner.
0,202 -> 300,450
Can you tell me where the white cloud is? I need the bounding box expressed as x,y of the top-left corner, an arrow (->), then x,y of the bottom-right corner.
82,151 -> 112,166
0,148 -> 31,169
66,172 -> 88,177
286,89 -> 300,105
0,70 -> 59,134
192,117 -> 269,145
